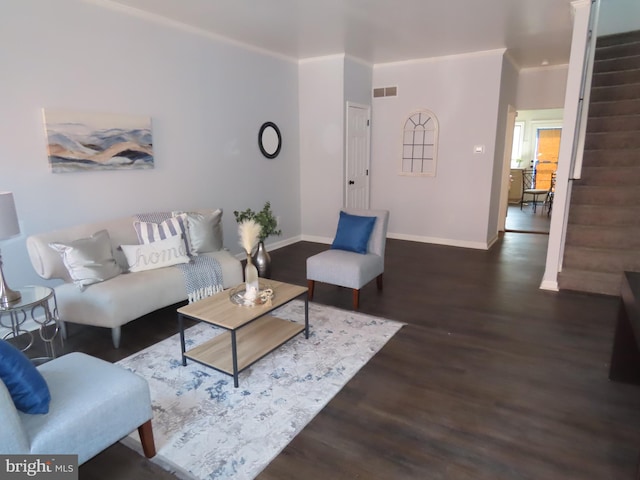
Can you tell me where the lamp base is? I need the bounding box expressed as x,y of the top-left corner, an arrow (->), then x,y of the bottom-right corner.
0,252 -> 20,306
0,285 -> 21,306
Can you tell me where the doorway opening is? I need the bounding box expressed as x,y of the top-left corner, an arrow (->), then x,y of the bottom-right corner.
505,109 -> 563,234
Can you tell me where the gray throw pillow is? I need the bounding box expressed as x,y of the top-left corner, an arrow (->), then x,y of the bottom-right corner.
49,230 -> 122,290
173,210 -> 223,254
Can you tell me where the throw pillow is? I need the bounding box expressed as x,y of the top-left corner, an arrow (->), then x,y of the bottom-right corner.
120,235 -> 190,273
330,211 -> 377,254
172,209 -> 223,255
134,214 -> 191,255
49,230 -> 122,290
0,340 -> 51,414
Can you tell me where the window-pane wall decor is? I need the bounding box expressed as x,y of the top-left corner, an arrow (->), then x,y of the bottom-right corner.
401,109 -> 438,176
42,109 -> 154,173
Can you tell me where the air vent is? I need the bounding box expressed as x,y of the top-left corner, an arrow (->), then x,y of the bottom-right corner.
373,86 -> 398,98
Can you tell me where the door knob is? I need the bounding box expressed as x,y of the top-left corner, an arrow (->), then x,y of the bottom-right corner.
348,180 -> 355,185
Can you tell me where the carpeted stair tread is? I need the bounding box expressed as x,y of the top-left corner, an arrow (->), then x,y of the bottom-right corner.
568,204 -> 640,227
565,224 -> 640,249
597,31 -> 640,48
592,68 -> 640,87
593,56 -> 640,73
590,82 -> 640,102
579,166 -> 640,185
584,131 -> 640,150
586,113 -> 640,132
571,185 -> 640,206
558,268 -> 622,296
594,41 -> 640,61
563,245 -> 640,274
588,98 -> 640,116
582,148 -> 639,167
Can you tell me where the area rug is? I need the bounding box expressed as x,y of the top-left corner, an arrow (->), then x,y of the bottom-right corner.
117,299 -> 404,480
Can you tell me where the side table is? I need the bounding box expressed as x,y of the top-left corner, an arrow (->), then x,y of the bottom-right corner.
0,285 -> 61,361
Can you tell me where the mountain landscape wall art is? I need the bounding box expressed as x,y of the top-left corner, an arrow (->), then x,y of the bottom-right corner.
43,109 -> 154,173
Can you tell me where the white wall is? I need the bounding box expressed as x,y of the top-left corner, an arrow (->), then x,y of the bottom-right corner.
299,56 -> 346,239
598,0 -> 640,36
516,65 -> 569,110
344,57 -> 373,107
370,50 -> 505,249
488,55 -> 519,241
0,0 -> 300,288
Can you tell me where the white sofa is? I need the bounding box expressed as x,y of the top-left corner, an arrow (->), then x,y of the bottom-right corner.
26,209 -> 243,348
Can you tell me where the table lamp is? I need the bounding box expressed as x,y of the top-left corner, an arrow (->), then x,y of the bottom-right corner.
0,192 -> 21,305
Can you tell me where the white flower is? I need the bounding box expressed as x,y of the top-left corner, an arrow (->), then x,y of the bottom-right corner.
238,219 -> 261,255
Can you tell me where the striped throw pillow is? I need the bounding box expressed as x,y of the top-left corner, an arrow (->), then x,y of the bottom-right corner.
133,214 -> 191,255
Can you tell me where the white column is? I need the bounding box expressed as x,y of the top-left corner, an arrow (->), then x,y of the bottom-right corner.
540,0 -> 593,291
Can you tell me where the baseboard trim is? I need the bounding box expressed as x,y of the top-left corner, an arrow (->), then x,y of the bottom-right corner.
540,279 -> 559,291
250,232 -> 497,255
387,232 -> 492,250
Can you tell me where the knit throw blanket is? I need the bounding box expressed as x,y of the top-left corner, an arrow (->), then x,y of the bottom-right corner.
135,212 -> 224,303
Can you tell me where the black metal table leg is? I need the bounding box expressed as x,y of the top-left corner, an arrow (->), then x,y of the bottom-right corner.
178,314 -> 187,366
231,330 -> 239,388
304,295 -> 309,339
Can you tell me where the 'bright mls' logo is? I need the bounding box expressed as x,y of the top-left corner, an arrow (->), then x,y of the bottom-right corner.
1,455 -> 77,480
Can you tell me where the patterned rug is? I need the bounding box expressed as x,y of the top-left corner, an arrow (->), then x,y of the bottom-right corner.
117,299 -> 404,480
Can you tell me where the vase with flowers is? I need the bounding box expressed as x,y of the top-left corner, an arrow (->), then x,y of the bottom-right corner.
237,218 -> 261,302
234,202 -> 282,278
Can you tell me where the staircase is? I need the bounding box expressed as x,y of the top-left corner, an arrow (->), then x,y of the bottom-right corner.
558,30 -> 640,296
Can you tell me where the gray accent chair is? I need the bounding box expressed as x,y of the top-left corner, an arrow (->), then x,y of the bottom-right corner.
0,352 -> 156,464
306,208 -> 389,310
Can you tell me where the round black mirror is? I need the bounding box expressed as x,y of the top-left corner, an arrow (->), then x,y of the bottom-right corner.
258,122 -> 282,159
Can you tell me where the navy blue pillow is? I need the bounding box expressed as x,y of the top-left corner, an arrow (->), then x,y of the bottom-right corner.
0,340 -> 51,414
331,212 -> 377,254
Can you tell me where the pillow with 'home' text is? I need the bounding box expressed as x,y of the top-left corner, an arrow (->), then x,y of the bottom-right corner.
120,235 -> 190,273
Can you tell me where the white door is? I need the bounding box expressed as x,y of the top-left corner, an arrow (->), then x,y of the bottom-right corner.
345,102 -> 371,209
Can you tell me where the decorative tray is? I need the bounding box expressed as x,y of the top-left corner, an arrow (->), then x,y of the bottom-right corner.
229,280 -> 275,307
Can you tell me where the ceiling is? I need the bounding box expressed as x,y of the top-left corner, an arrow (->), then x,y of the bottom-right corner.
104,0 -> 577,69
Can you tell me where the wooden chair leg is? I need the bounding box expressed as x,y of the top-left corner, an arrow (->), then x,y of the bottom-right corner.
352,289 -> 360,310
307,280 -> 315,301
376,273 -> 384,291
138,419 -> 156,458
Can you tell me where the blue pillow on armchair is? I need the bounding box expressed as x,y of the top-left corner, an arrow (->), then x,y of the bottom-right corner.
331,211 -> 377,254
0,340 -> 51,414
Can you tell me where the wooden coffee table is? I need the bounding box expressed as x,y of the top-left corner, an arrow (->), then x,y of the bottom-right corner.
177,280 -> 308,387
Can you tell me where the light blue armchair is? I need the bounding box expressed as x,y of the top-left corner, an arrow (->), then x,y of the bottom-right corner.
307,208 -> 389,310
0,351 -> 155,464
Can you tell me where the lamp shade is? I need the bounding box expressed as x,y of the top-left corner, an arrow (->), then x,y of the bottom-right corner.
0,192 -> 20,240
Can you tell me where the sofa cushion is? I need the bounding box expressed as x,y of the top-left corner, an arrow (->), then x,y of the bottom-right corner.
49,230 -> 122,290
120,235 -> 190,273
0,340 -> 50,414
173,209 -> 223,254
53,249 -> 244,329
331,211 -> 377,254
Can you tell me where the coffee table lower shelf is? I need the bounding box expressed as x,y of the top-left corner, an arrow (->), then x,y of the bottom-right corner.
184,315 -> 305,379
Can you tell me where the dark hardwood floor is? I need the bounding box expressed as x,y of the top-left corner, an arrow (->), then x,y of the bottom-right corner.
34,230 -> 639,479
505,203 -> 551,234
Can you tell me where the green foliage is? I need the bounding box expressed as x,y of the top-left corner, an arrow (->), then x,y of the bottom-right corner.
233,201 -> 282,242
